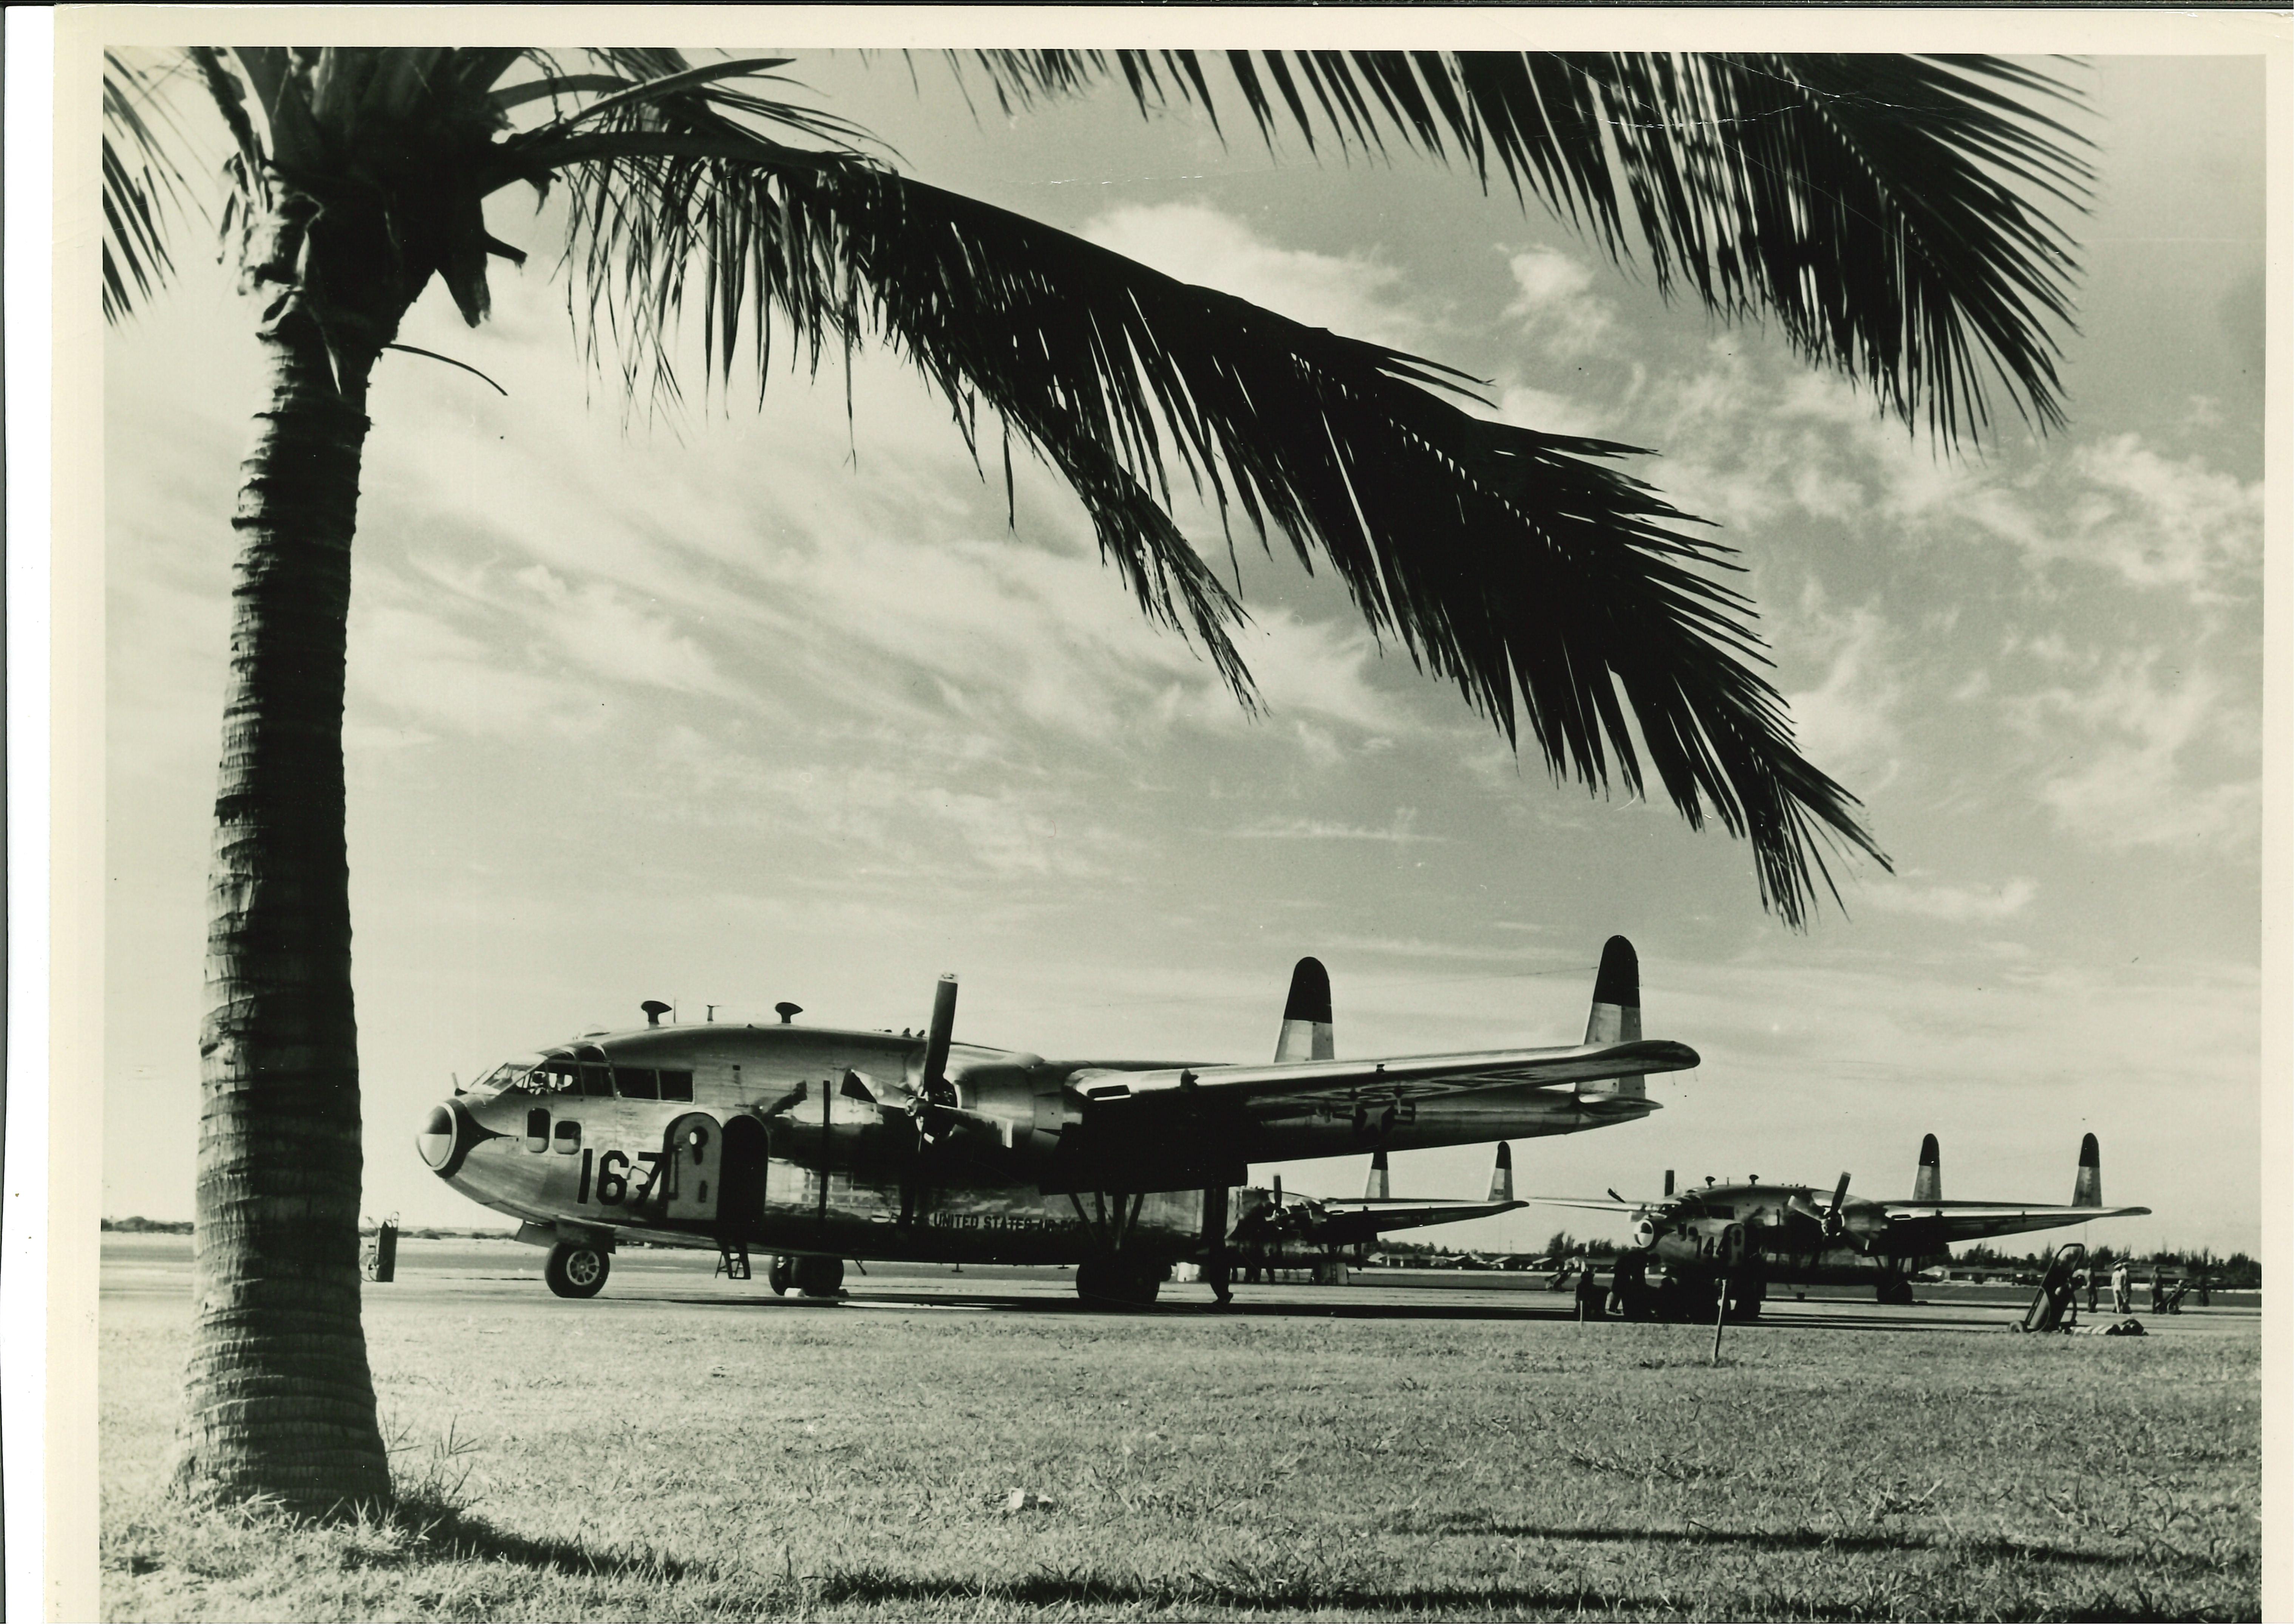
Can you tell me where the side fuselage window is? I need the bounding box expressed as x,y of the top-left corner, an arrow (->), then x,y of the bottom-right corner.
659,1069 -> 694,1102
525,1108 -> 549,1152
617,1067 -> 660,1101
553,1120 -> 581,1154
578,1064 -> 613,1097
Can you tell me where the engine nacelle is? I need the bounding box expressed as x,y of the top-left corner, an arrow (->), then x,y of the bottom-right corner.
943,1061 -> 1080,1173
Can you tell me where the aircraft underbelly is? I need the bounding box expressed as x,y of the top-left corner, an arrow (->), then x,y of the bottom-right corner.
1252,1086 -> 1650,1160
748,1168 -> 1204,1266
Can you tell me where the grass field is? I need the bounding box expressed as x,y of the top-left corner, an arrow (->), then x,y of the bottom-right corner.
102,1265 -> 2260,1621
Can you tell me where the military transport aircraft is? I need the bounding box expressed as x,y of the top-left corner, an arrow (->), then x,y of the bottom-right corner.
417,937 -> 1692,1305
1532,1132 -> 2149,1318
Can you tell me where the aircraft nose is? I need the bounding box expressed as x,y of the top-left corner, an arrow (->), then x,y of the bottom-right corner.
416,1103 -> 458,1170
416,1099 -> 499,1178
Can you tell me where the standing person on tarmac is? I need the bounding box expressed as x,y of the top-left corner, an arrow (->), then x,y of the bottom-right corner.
2112,1259 -> 2132,1315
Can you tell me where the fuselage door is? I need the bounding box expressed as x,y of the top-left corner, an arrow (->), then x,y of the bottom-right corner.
660,1111 -> 722,1225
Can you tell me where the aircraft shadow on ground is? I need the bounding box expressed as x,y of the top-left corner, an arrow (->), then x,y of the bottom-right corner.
786,1562 -> 2177,1619
647,1290 -> 1579,1323
1421,1515 -> 2131,1565
363,1503 -> 2206,1619
642,1288 -> 2016,1332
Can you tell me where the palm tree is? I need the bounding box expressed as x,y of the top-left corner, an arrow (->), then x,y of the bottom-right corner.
103,46 -> 2086,1508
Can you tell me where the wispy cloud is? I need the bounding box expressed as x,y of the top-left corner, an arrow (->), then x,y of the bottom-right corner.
1229,808 -> 1444,844
2014,654 -> 2261,851
1778,596 -> 1903,795
1860,876 -> 2038,922
1081,202 -> 1428,351
1504,247 -> 1613,355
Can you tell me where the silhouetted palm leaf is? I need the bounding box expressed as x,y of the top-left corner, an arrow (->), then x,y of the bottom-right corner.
546,87 -> 1884,922
101,49 -> 194,321
91,44 -> 2098,921
951,51 -> 2090,443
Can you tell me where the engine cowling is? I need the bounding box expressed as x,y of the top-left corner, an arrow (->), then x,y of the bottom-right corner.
939,1062 -> 1080,1173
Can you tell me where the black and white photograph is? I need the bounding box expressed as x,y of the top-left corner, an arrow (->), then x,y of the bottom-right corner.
22,6 -> 2287,1619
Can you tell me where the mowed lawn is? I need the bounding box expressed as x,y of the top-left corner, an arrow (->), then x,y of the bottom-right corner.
102,1280 -> 2260,1622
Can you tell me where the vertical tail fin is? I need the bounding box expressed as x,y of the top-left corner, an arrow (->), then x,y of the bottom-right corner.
1365,1148 -> 1390,1201
1274,957 -> 1334,1063
1578,936 -> 1644,1098
1913,1133 -> 1942,1203
2073,1133 -> 2102,1207
1487,1142 -> 1514,1204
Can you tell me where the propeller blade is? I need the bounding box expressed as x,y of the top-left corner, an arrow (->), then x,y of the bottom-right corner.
1823,1171 -> 1852,1239
1607,1187 -> 1625,1204
921,974 -> 958,1094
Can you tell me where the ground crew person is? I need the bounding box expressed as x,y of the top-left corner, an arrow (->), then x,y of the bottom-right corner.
2111,1259 -> 2131,1314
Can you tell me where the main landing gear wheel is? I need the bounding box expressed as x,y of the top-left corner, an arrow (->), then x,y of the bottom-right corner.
792,1256 -> 845,1298
545,1241 -> 609,1299
1076,1255 -> 1162,1307
766,1255 -> 795,1296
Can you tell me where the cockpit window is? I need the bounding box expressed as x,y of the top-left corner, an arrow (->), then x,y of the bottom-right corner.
465,1054 -> 549,1098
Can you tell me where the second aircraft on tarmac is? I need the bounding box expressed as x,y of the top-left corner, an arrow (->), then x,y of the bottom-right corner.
1533,1131 -> 2150,1317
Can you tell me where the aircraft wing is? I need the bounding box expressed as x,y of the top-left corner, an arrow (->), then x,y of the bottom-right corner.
1073,1038 -> 1698,1117
1880,1201 -> 2152,1246
1524,1196 -> 1656,1215
1301,1197 -> 1526,1247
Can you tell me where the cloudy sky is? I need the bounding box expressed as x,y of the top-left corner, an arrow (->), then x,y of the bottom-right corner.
103,49 -> 2268,1255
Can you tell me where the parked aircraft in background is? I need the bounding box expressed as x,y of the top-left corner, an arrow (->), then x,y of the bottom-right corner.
1224,1144 -> 1523,1272
419,938 -> 1694,1304
1532,1133 -> 2149,1318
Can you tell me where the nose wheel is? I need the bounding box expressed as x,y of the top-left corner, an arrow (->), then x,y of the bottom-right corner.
545,1241 -> 610,1299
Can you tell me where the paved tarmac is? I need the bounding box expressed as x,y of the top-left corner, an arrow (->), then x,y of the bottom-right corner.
102,1235 -> 2259,1338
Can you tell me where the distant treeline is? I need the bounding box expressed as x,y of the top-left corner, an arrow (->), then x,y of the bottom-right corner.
103,1217 -> 519,1241
1532,1230 -> 2259,1287
1957,1242 -> 2259,1287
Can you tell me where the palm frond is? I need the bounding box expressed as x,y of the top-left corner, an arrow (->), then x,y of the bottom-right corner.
543,110 -> 1885,924
949,50 -> 2090,443
101,49 -> 196,321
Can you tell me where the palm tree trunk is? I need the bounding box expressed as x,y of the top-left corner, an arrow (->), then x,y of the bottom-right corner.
175,311 -> 391,1509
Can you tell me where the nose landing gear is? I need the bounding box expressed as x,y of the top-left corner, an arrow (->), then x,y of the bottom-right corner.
545,1240 -> 610,1299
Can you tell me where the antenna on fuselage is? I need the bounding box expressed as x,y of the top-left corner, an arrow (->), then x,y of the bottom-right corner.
706,1004 -> 717,1023
775,1002 -> 803,1025
641,1000 -> 671,1028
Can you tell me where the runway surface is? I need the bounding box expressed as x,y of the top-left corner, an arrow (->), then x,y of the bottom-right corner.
102,1235 -> 2258,1338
